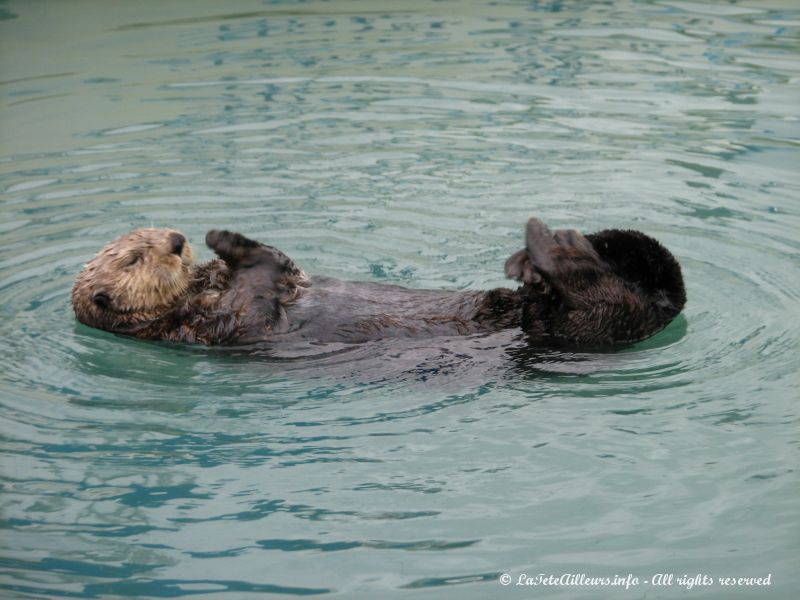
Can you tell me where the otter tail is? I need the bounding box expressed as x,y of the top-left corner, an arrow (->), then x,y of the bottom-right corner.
505,218 -> 685,346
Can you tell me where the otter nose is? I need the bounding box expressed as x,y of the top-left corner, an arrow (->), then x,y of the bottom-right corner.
169,232 -> 186,255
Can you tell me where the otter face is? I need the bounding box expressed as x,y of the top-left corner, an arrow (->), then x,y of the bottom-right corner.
72,228 -> 195,331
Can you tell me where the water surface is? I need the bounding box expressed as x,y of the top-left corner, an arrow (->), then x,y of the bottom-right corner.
1,1 -> 798,598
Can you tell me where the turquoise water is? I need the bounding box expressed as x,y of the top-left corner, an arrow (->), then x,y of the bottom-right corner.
1,0 -> 799,598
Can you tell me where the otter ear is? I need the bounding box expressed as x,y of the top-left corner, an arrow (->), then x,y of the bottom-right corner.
92,291 -> 111,309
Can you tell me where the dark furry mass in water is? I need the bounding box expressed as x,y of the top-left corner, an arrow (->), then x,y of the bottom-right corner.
72,218 -> 686,348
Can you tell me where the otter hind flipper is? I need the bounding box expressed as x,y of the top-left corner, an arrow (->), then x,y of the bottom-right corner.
522,218 -> 557,275
505,217 -> 685,346
504,217 -> 603,287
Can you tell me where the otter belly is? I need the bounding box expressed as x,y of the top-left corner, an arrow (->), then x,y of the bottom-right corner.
275,276 -> 498,344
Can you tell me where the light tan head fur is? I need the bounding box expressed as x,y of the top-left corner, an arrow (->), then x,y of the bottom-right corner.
72,228 -> 195,330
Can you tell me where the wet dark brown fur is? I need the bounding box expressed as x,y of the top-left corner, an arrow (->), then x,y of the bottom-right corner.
72,219 -> 686,347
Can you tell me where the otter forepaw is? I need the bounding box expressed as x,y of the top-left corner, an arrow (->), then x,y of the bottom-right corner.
206,230 -> 263,266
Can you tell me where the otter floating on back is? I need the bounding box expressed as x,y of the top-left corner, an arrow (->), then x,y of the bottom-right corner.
71,218 -> 686,347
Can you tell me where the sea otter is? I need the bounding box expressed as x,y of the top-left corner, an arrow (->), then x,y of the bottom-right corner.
71,218 -> 686,347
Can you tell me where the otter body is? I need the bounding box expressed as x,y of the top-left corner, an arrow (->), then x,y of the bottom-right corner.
72,219 -> 686,348
275,277 -> 520,344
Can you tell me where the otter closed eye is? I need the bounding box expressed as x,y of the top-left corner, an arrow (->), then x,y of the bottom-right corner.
72,219 -> 686,348
91,291 -> 110,309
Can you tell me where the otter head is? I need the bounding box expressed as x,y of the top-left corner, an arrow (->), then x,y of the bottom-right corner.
72,228 -> 195,332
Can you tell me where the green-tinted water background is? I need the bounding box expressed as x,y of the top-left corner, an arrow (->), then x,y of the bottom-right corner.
1,0 -> 798,598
